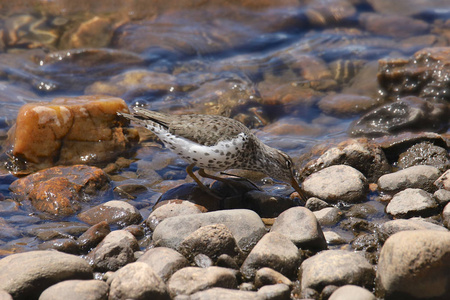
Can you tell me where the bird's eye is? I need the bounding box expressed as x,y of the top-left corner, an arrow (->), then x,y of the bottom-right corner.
286,159 -> 292,169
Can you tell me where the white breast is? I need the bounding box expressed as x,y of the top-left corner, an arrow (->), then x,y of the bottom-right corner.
146,123 -> 246,170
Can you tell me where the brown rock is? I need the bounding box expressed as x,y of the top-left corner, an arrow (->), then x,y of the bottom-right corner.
78,200 -> 142,227
8,95 -> 138,172
77,221 -> 111,252
360,13 -> 429,38
318,94 -> 378,117
10,165 -> 110,216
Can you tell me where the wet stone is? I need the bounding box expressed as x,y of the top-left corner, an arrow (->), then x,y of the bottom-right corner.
329,285 -> 376,300
113,183 -> 148,199
78,200 -> 142,227
178,224 -> 242,263
270,207 -> 327,251
25,221 -> 89,241
39,279 -> 109,300
386,189 -> 438,218
386,188 -> 438,218
241,232 -> 301,280
300,139 -> 390,182
146,200 -> 205,231
378,165 -> 441,193
350,96 -> 448,137
303,165 -> 368,203
152,209 -> 266,253
77,221 -> 111,252
167,266 -> 238,297
345,203 -> 379,219
8,95 -> 138,171
299,250 -> 375,292
360,13 -> 429,38
244,190 -> 296,218
434,169 -> 450,191
37,238 -> 79,254
318,94 -> 378,117
86,229 -> 139,272
377,230 -> 450,299
137,247 -> 189,282
378,47 -> 450,102
313,207 -> 342,226
109,262 -> 170,300
305,197 -> 330,211
398,142 -> 450,172
255,267 -> 293,289
10,165 -> 110,216
323,231 -> 346,245
378,218 -> 448,243
0,250 -> 93,300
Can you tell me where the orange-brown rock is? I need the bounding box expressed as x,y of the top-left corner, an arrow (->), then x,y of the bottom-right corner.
10,165 -> 110,216
8,95 -> 138,172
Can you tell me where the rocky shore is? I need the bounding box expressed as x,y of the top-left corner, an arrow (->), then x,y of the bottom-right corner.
0,0 -> 449,299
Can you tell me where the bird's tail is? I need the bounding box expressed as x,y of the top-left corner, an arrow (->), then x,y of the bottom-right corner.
118,107 -> 171,129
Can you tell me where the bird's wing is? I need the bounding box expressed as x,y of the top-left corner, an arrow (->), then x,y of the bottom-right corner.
169,114 -> 250,146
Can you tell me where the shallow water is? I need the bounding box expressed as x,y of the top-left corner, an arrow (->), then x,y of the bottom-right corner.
0,0 -> 448,254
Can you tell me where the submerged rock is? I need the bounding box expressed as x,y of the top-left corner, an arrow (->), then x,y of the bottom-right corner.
9,165 -> 110,216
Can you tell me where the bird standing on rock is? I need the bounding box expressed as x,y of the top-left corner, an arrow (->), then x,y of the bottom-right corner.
119,107 -> 307,201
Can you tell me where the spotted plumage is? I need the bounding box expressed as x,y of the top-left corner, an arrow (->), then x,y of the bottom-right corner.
119,107 -> 306,200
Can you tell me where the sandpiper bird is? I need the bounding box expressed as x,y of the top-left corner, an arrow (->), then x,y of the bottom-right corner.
119,107 -> 307,201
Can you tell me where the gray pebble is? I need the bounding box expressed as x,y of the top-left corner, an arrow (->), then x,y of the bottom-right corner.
386,188 -> 438,218
153,209 -> 266,253
167,267 -> 238,297
270,207 -> 327,251
303,165 -> 368,203
241,232 -> 301,280
305,197 -> 330,211
86,230 -> 139,272
0,250 -> 92,300
378,165 -> 441,193
434,169 -> 450,190
329,285 -> 375,300
109,262 -> 169,300
313,207 -> 342,226
137,247 -> 189,282
378,217 -> 448,242
39,280 -> 108,300
146,201 -> 204,231
299,250 -> 374,291
255,267 -> 292,289
178,224 -> 242,262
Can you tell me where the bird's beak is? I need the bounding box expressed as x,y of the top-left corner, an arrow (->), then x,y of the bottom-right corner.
290,174 -> 307,201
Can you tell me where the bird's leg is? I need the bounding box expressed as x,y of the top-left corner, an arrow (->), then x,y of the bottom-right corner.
198,169 -> 258,193
186,163 -> 211,193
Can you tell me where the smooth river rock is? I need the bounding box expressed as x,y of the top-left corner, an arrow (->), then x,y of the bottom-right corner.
302,165 -> 368,203
299,250 -> 374,292
109,262 -> 170,300
152,209 -> 266,253
377,230 -> 450,299
0,250 -> 93,300
378,165 -> 441,193
270,206 -> 327,251
240,232 -> 301,280
39,279 -> 109,300
137,247 -> 189,282
385,188 -> 438,218
78,200 -> 142,227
